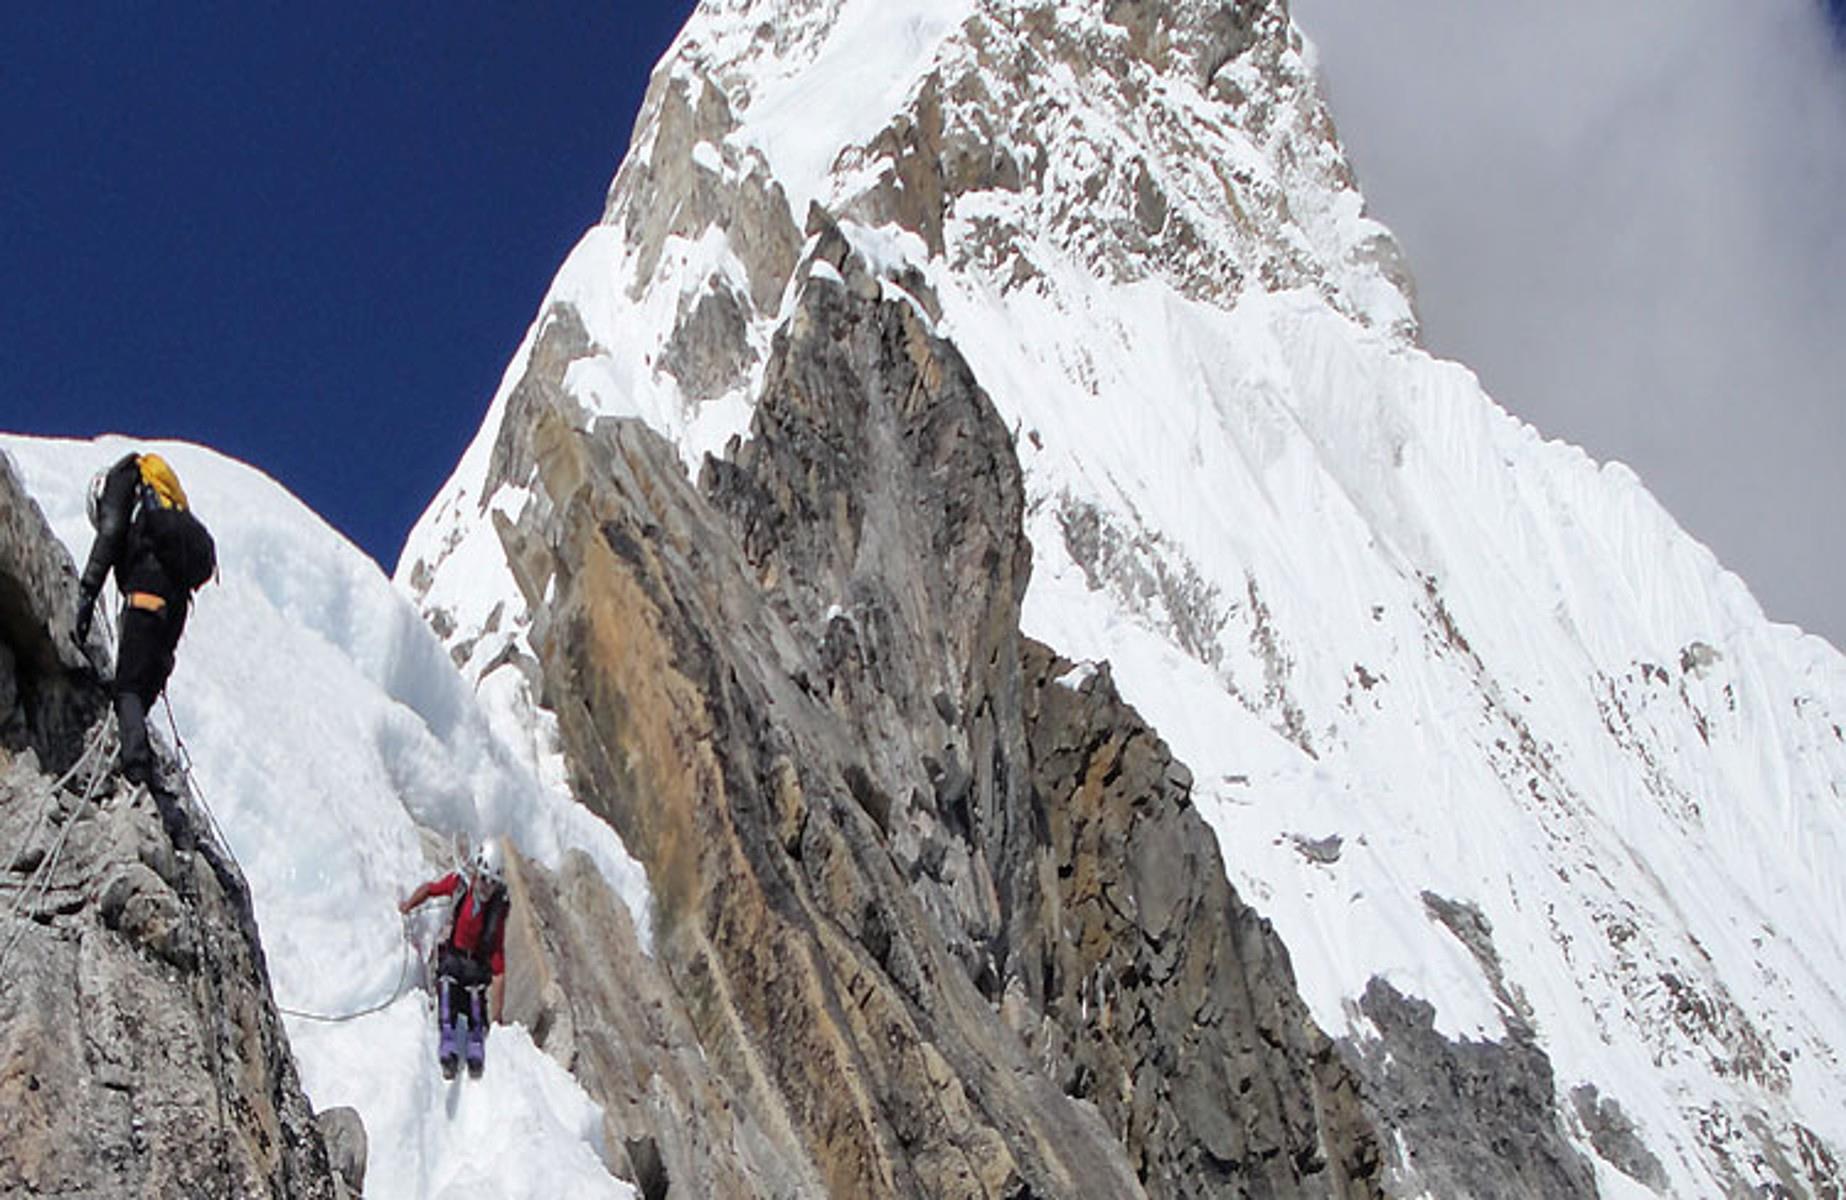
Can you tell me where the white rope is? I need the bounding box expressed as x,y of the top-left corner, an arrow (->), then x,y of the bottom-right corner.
0,721 -> 115,981
0,719 -> 112,922
156,693 -> 420,1025
277,913 -> 420,1024
159,694 -> 238,870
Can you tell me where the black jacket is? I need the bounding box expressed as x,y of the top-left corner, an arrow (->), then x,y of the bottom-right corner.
80,454 -> 190,615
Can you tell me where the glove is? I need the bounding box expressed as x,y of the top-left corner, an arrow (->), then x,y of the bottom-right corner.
74,586 -> 97,644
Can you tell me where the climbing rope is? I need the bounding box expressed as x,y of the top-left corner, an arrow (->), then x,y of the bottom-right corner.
0,770 -> 108,979
157,693 -> 422,1025
277,912 -> 420,1024
151,693 -> 258,1194
159,693 -> 239,874
0,720 -> 116,978
0,716 -> 114,912
0,684 -> 235,1186
1,718 -> 111,909
179,879 -> 236,1197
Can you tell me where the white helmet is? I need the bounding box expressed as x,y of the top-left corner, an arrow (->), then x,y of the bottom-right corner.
472,839 -> 505,888
86,468 -> 111,530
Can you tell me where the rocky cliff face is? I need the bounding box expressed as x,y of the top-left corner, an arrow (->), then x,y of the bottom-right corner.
465,221 -> 1384,1197
0,453 -> 100,776
0,454 -> 344,1199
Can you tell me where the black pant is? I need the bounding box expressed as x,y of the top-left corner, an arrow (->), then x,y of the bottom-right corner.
437,947 -> 492,989
436,948 -> 492,1029
115,604 -> 182,778
115,604 -> 191,848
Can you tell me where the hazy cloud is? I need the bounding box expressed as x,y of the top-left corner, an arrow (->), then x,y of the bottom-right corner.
1292,0 -> 1846,647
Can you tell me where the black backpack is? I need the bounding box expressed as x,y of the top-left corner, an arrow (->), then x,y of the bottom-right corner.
134,492 -> 216,591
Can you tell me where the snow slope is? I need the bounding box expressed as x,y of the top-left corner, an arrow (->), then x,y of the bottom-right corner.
1,434 -> 646,1200
398,1 -> 1846,1193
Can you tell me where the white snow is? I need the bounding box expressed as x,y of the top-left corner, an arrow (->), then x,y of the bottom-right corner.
805,259 -> 845,288
690,139 -> 724,175
689,0 -> 976,219
944,263 -> 1846,1188
2,434 -> 644,1200
294,1011 -> 620,1200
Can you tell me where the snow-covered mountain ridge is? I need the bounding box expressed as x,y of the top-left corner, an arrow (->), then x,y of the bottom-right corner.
400,1 -> 1846,1195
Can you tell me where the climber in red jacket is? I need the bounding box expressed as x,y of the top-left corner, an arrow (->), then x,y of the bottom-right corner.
399,839 -> 510,1079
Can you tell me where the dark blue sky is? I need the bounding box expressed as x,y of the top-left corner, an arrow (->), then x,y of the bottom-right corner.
2,4 -> 698,571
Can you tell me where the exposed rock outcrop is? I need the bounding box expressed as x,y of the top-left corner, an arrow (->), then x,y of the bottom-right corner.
0,451 -> 104,773
316,1106 -> 369,1199
1017,647 -> 1380,1195
610,70 -> 802,315
471,218 -> 1385,1197
1570,1084 -> 1669,1193
824,0 -> 1416,334
506,846 -> 811,1198
0,454 -> 341,1199
1343,978 -> 1597,1200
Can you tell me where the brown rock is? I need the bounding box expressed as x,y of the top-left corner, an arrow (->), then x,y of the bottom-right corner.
475,222 -> 1383,1198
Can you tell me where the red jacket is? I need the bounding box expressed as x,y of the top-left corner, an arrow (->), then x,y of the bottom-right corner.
425,873 -> 506,976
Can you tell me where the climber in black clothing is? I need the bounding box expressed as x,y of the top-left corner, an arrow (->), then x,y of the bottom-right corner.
75,452 -> 215,834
